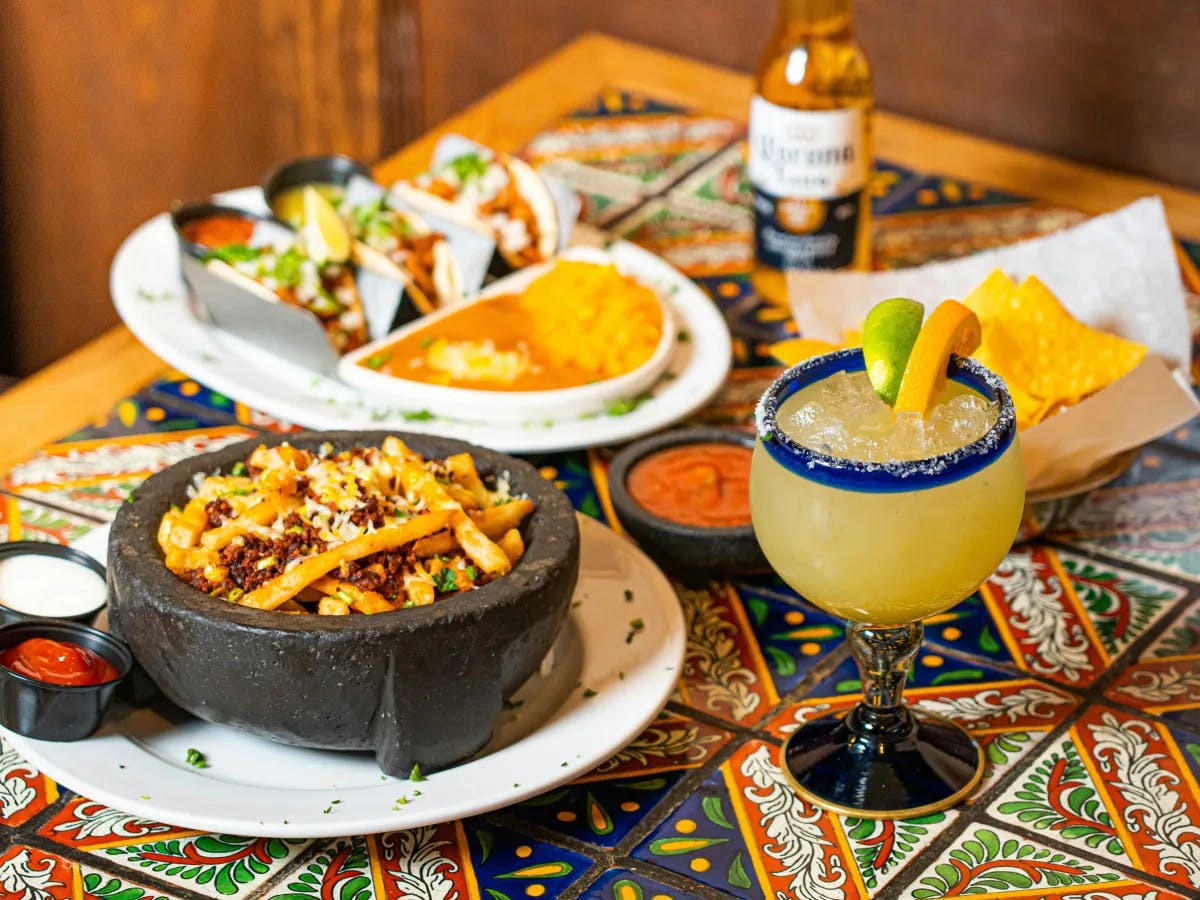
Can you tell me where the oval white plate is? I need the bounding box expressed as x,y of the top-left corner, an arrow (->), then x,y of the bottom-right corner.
339,245 -> 678,424
3,515 -> 685,838
110,188 -> 732,453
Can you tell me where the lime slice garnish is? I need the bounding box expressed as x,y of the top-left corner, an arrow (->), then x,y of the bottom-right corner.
862,298 -> 925,406
301,186 -> 351,264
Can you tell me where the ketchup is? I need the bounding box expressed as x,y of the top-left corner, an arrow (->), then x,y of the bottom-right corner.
626,443 -> 753,528
0,638 -> 119,686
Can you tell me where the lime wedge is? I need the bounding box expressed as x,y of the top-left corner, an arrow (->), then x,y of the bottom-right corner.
862,298 -> 925,406
301,186 -> 351,264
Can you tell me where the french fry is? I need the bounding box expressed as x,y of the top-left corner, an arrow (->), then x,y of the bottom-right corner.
164,545 -> 221,575
200,494 -> 301,549
445,483 -> 480,510
403,576 -> 435,607
277,599 -> 310,614
239,510 -> 451,610
397,463 -> 511,575
471,499 -> 534,538
318,596 -> 351,616
447,453 -> 490,506
498,528 -> 525,564
311,576 -> 396,614
167,496 -> 211,549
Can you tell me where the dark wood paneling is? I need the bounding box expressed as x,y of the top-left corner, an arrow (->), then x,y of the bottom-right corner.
415,0 -> 1200,192
0,0 -> 420,376
856,0 -> 1200,189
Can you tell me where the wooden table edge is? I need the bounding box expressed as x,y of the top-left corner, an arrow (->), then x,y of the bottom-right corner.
4,31 -> 1199,473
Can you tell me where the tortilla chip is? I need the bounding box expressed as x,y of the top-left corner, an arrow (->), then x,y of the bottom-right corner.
964,269 -> 1146,426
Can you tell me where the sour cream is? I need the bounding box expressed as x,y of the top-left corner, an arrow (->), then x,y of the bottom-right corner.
0,554 -> 107,618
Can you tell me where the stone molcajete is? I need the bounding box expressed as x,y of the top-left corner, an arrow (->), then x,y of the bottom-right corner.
108,430 -> 580,777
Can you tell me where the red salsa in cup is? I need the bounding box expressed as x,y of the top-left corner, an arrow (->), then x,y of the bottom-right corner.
180,215 -> 255,249
0,637 -> 119,686
626,442 -> 753,528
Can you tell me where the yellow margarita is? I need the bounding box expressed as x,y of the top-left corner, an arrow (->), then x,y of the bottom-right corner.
751,353 -> 1024,626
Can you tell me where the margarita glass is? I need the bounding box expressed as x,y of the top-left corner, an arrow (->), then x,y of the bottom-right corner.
751,348 -> 1023,818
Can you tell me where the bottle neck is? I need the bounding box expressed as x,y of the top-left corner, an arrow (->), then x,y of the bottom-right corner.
778,0 -> 853,36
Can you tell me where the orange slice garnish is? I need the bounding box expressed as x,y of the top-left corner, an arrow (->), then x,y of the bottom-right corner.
893,300 -> 982,417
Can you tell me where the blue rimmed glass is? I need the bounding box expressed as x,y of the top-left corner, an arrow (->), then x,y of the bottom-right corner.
751,349 -> 1024,818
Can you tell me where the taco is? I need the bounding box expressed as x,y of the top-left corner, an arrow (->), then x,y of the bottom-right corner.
393,148 -> 558,269
201,241 -> 368,354
346,199 -> 464,315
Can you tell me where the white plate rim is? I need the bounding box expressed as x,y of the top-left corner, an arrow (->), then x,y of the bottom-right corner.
2,516 -> 685,838
110,188 -> 733,453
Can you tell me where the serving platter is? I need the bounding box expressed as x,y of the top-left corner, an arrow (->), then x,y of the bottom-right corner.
4,515 -> 686,838
111,188 -> 732,453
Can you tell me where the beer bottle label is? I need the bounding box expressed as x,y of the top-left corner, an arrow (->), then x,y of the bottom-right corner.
748,97 -> 868,270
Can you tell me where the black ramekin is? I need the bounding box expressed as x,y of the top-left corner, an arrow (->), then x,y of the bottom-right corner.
608,427 -> 769,580
0,620 -> 132,741
0,542 -> 108,627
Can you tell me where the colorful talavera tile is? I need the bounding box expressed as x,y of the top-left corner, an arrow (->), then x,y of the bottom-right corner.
461,820 -> 592,899
930,545 -> 1183,689
668,142 -> 752,220
872,204 -> 1087,270
38,797 -> 309,896
634,738 -> 954,897
3,427 -> 257,520
990,704 -> 1200,891
765,671 -> 1079,801
615,199 -> 752,278
577,867 -> 690,900
0,734 -> 59,828
0,494 -> 99,543
57,390 -> 236,442
529,451 -> 603,522
880,174 -> 1029,214
672,583 -> 780,725
505,711 -> 731,848
900,823 -> 1140,899
0,843 -> 188,900
1106,596 -> 1200,731
686,366 -> 781,428
731,579 -> 848,698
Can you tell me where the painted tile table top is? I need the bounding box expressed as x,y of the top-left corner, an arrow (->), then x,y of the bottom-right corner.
5,36 -> 1200,900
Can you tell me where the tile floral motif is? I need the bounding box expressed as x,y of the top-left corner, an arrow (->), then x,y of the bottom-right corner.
3,427 -> 257,520
764,674 -> 1079,801
0,734 -> 58,828
931,545 -> 1183,689
990,704 -> 1200,891
634,738 -> 952,897
0,843 -> 186,900
505,712 -> 731,848
900,823 -> 1132,899
1107,596 -> 1200,733
673,583 -> 779,725
58,391 -> 236,442
0,494 -> 98,544
39,798 -> 309,896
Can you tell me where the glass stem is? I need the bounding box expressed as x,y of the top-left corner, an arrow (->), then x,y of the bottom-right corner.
845,621 -> 923,743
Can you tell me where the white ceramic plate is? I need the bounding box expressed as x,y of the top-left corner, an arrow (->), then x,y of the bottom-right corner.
3,515 -> 685,838
339,246 -> 678,423
111,188 -> 732,453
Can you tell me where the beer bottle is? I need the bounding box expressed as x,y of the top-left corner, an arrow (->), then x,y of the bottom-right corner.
750,0 -> 874,305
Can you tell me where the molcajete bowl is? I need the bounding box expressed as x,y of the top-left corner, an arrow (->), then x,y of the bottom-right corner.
107,430 -> 579,777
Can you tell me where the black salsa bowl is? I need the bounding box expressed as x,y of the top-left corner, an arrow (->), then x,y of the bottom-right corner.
107,430 -> 580,776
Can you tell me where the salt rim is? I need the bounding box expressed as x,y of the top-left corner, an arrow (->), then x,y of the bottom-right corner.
755,348 -> 1017,488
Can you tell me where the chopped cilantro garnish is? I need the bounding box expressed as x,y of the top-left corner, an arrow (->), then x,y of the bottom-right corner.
625,618 -> 645,644
365,351 -> 392,370
230,461 -> 247,476
605,394 -> 652,417
285,524 -> 304,535
419,337 -> 435,349
677,329 -> 690,342
185,748 -> 207,768
402,409 -> 436,421
229,488 -> 251,496
583,688 -> 597,698
465,565 -> 478,580
201,243 -> 261,265
272,247 -> 305,287
170,504 -> 181,514
432,568 -> 458,593
409,763 -> 426,782
503,698 -> 524,710
624,589 -> 633,602
447,152 -> 489,183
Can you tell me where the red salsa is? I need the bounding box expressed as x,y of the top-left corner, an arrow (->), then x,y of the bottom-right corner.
626,442 -> 753,528
181,215 -> 255,249
1,637 -> 119,686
